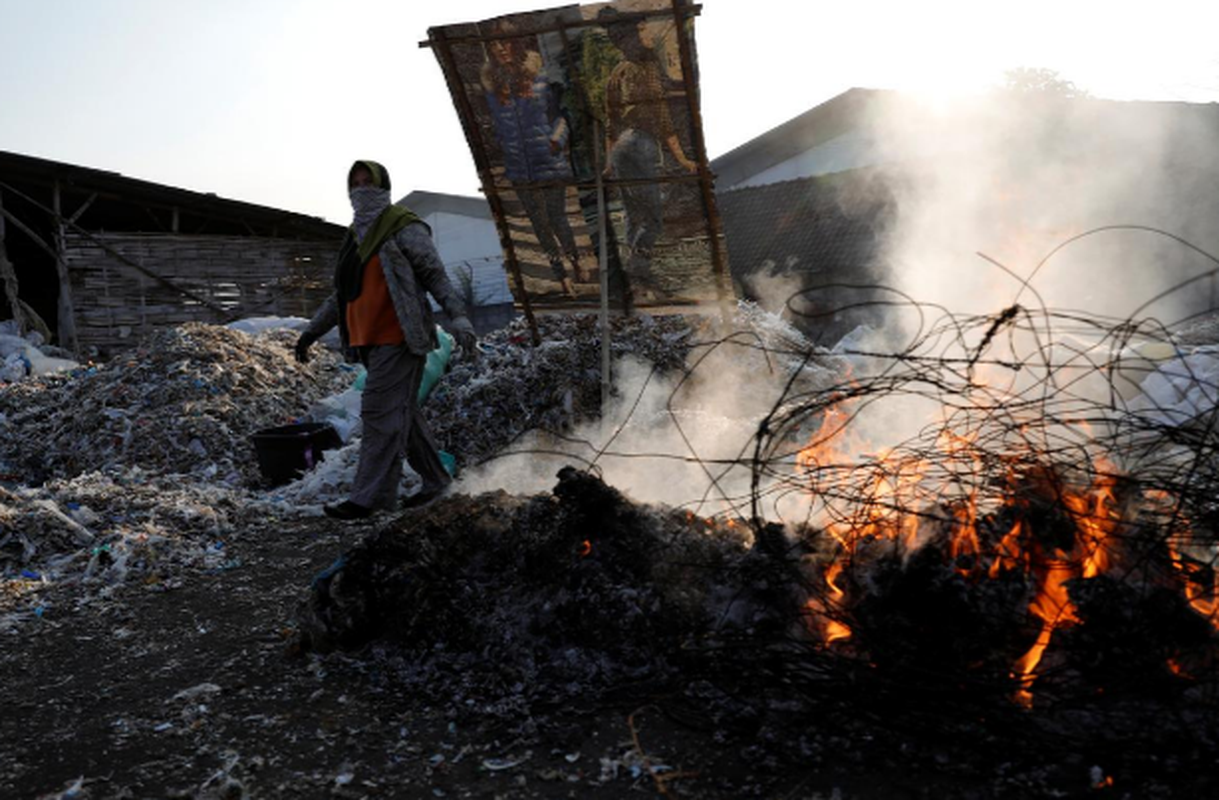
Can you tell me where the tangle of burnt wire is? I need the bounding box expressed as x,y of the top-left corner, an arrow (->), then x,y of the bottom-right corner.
694,226 -> 1219,717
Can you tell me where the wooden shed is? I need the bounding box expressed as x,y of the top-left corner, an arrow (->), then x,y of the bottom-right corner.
0,150 -> 344,355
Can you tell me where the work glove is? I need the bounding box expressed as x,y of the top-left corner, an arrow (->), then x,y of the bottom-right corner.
449,317 -> 478,359
294,331 -> 317,364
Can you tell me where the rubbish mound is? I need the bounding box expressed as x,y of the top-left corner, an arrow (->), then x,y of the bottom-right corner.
295,468 -> 787,709
426,313 -> 696,468
293,466 -> 1219,790
0,323 -> 348,485
1,468 -> 244,627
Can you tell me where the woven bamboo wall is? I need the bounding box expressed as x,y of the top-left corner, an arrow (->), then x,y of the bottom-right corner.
64,232 -> 338,354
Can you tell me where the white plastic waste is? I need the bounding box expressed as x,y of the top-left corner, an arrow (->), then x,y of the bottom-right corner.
0,334 -> 78,381
1128,345 -> 1219,427
226,316 -> 341,350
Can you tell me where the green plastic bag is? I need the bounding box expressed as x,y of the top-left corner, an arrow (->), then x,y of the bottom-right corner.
419,326 -> 454,405
438,449 -> 456,476
425,328 -> 457,475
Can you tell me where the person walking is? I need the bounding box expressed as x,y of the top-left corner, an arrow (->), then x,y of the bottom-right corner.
295,160 -> 477,520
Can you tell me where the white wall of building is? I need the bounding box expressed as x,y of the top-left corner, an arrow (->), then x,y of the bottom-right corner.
420,209 -> 513,308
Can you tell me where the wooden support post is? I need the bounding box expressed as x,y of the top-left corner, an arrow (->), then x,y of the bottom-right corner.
53,182 -> 80,353
429,26 -> 541,346
670,0 -> 733,327
67,192 -> 98,226
0,189 -> 27,333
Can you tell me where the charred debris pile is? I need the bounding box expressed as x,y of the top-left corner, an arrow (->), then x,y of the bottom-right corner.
297,300 -> 1219,794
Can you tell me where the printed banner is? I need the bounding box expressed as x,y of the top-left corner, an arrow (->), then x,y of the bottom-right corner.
429,0 -> 728,312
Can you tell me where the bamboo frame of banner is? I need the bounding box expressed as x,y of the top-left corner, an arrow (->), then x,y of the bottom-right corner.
424,0 -> 732,393
669,0 -> 734,327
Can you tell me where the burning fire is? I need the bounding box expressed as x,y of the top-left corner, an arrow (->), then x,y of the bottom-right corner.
797,398 -> 1217,706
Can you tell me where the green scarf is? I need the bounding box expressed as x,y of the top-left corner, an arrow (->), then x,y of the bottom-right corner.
355,204 -> 423,264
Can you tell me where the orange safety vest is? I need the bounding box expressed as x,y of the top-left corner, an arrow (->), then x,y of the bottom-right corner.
345,255 -> 405,346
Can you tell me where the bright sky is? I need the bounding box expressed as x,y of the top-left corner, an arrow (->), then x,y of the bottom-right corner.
2,0 -> 1216,225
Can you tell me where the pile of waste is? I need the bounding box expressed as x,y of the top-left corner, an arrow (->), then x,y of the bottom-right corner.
296,468 -> 774,707
0,323 -> 348,485
0,467 -> 245,629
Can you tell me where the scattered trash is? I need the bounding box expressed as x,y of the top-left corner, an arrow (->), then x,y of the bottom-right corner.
0,323 -> 347,484
171,682 -> 222,703
482,753 -> 531,771
33,775 -> 85,800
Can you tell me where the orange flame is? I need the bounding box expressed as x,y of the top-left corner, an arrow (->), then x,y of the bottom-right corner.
823,561 -> 852,644
795,398 -> 1191,706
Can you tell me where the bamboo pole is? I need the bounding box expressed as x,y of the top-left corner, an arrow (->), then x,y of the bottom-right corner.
53,182 -> 80,353
430,26 -> 541,346
595,123 -> 612,411
669,0 -> 733,327
67,192 -> 98,226
0,190 -> 27,333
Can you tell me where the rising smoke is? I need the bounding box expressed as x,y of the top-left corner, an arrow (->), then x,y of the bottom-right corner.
456,316 -> 847,520
869,89 -> 1219,326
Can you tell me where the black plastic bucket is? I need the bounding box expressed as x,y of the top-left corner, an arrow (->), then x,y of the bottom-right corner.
251,422 -> 342,486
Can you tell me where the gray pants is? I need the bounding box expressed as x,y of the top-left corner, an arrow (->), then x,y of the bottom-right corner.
609,128 -> 663,287
517,187 -> 579,279
349,344 -> 450,510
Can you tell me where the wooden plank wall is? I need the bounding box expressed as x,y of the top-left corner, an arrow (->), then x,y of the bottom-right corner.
64,232 -> 338,354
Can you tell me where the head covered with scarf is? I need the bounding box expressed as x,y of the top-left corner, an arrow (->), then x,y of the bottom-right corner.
336,160 -> 425,302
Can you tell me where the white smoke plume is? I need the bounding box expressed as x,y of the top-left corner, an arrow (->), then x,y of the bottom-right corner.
456,310 -> 847,521
867,90 -> 1219,326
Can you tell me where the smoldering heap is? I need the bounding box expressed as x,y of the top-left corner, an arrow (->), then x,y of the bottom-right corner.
296,467 -> 786,708
294,465 -> 1219,795
0,323 -> 347,485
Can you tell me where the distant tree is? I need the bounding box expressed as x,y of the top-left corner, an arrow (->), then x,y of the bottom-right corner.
1000,67 -> 1091,99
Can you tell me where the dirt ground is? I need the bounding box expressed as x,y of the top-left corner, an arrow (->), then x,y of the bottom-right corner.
0,510 -> 863,800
